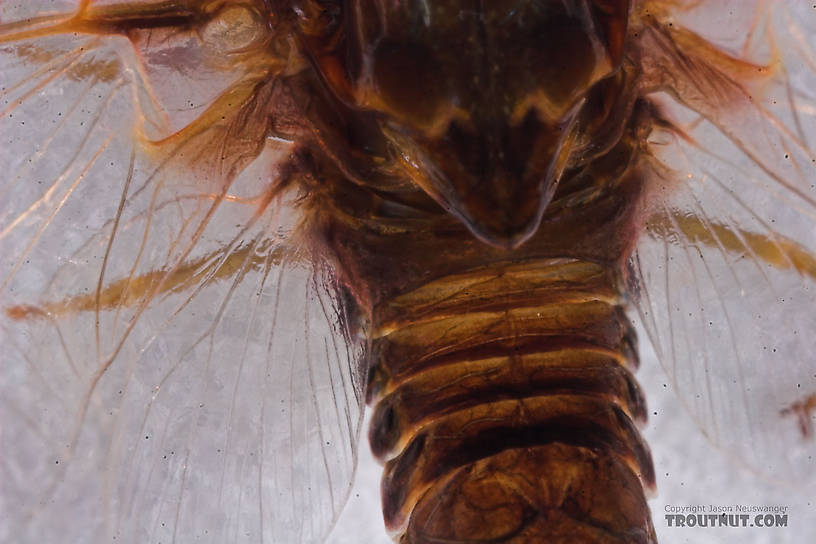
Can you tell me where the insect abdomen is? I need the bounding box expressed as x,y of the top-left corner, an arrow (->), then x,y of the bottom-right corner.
368,259 -> 656,543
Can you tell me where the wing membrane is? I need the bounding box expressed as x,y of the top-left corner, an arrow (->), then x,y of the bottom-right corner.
631,0 -> 816,483
0,4 -> 366,543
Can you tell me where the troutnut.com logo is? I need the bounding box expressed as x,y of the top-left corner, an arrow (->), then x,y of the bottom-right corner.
664,504 -> 789,528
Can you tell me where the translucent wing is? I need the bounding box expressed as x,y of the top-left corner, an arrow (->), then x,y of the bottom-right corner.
630,0 -> 816,483
0,2 -> 366,543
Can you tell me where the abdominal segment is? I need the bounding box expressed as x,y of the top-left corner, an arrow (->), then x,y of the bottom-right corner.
367,259 -> 656,543
306,83 -> 656,540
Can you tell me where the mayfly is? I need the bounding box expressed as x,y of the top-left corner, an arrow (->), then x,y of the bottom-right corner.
2,1 -> 816,543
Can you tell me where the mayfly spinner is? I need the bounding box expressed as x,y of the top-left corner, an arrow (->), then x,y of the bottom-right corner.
2,1 -> 816,543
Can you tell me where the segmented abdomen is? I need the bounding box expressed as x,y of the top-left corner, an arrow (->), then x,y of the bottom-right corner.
367,258 -> 656,543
